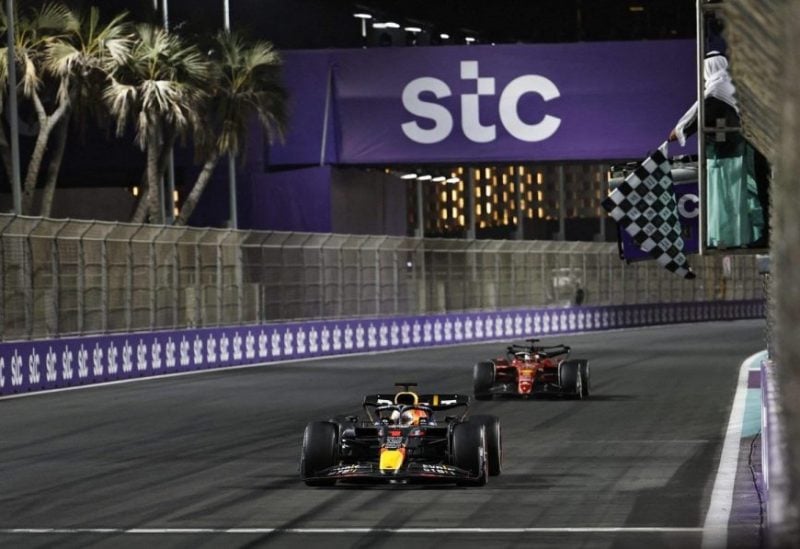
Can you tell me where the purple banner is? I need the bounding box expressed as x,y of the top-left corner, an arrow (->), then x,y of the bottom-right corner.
1,300 -> 764,397
269,41 -> 697,166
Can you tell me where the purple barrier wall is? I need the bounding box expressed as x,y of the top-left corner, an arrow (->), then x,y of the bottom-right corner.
0,300 -> 763,397
268,41 -> 697,166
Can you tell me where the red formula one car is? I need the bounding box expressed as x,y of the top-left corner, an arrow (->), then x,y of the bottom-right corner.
473,339 -> 590,400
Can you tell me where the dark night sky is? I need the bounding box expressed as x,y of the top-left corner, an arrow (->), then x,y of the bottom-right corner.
56,0 -> 696,49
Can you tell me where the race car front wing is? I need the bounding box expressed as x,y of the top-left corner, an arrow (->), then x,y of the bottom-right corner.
303,462 -> 479,483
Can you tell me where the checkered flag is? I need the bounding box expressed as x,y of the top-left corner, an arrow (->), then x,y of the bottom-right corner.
602,144 -> 695,279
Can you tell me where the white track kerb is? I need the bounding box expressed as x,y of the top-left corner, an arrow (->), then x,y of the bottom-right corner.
702,351 -> 766,549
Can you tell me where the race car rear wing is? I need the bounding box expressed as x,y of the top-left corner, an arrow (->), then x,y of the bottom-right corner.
362,393 -> 470,411
509,341 -> 571,358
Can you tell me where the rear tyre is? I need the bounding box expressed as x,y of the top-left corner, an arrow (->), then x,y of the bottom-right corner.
468,415 -> 502,476
559,360 -> 583,400
451,422 -> 488,486
473,361 -> 495,400
301,421 -> 339,486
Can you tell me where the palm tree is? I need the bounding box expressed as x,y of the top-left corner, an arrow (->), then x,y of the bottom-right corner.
174,31 -> 287,226
104,23 -> 210,224
1,2 -> 75,214
38,6 -> 132,217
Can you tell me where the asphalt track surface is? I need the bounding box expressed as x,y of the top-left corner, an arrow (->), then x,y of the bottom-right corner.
0,319 -> 766,549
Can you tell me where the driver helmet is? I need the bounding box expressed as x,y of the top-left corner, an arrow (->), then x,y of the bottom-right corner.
398,408 -> 428,426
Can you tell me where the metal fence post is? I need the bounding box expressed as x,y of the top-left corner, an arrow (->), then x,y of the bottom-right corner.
125,228 -> 136,331
356,240 -> 363,316
76,220 -> 96,334
392,248 -> 400,314
24,219 -> 43,338
375,236 -> 386,316
171,227 -> 180,328
236,231 -> 244,324
50,221 -> 71,336
101,224 -> 110,333
195,229 -> 208,327
149,225 -> 167,329
216,232 -> 224,325
494,250 -> 500,309
318,234 -> 331,318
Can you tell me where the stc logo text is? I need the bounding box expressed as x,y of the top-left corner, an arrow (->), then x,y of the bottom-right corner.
401,60 -> 561,145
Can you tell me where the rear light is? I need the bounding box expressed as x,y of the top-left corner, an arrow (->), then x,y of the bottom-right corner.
390,430 -> 402,437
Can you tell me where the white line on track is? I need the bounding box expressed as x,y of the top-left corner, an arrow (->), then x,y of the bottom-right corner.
701,351 -> 766,549
1,527 -> 704,535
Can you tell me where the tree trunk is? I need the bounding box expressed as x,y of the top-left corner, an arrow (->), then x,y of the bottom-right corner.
20,94 -> 69,214
145,124 -> 163,224
39,115 -> 71,218
130,169 -> 149,224
174,151 -> 220,226
157,129 -> 177,222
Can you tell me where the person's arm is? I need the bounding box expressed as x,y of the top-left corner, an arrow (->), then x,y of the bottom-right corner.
670,100 -> 699,146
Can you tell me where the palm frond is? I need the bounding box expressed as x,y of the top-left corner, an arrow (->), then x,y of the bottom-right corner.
103,77 -> 137,136
32,2 -> 76,35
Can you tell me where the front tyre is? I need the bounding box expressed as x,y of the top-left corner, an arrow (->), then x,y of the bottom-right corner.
300,421 -> 339,486
558,360 -> 583,400
451,422 -> 488,486
468,415 -> 502,476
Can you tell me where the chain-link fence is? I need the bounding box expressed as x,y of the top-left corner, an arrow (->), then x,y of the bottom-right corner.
0,213 -> 764,342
